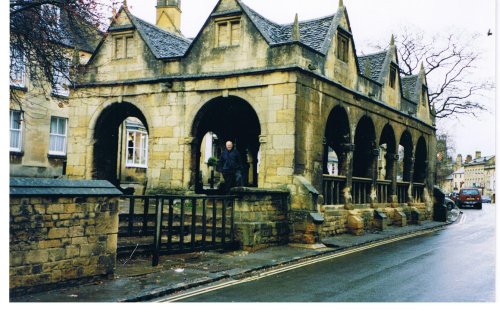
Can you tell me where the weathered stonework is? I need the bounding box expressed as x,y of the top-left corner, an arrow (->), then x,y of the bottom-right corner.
9,179 -> 121,295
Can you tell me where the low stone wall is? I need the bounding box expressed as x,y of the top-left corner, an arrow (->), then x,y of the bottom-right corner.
231,187 -> 289,250
9,178 -> 122,296
320,204 -> 431,237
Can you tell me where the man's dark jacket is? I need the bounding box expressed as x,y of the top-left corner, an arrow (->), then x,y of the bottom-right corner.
218,149 -> 241,174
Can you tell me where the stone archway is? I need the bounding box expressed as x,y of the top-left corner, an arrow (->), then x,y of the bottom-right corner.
353,116 -> 376,178
399,130 -> 414,182
323,105 -> 351,176
92,102 -> 149,187
414,136 -> 428,183
191,96 -> 261,193
379,124 -> 397,181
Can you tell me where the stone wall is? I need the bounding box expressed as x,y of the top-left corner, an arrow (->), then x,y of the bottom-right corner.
232,187 -> 289,250
9,178 -> 121,296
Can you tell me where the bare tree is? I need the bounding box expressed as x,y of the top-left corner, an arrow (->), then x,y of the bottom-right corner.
9,0 -> 113,109
395,27 -> 494,119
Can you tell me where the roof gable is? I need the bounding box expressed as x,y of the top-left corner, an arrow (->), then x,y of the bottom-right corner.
358,51 -> 389,81
237,0 -> 336,55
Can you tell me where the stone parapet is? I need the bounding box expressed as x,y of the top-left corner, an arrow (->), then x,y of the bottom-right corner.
231,187 -> 290,250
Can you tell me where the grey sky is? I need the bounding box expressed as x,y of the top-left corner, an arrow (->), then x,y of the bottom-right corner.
126,0 -> 496,159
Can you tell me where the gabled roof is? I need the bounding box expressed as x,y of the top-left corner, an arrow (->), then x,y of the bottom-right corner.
238,1 -> 336,54
358,51 -> 389,82
401,75 -> 419,102
129,14 -> 192,59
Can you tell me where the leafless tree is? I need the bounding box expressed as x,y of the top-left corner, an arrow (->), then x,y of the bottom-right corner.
395,27 -> 494,119
9,0 -> 114,109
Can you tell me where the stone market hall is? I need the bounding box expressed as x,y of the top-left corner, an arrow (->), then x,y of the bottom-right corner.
66,0 -> 437,244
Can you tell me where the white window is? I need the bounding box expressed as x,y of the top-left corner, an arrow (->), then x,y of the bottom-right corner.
49,116 -> 68,155
10,47 -> 26,88
41,4 -> 61,30
52,58 -> 70,96
126,129 -> 148,168
10,110 -> 23,152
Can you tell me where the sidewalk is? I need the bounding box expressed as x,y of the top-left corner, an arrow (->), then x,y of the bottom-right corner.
10,210 -> 460,302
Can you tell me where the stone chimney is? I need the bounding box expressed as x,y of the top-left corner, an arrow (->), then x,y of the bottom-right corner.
456,154 -> 462,167
475,151 -> 481,159
156,0 -> 182,34
465,155 -> 472,163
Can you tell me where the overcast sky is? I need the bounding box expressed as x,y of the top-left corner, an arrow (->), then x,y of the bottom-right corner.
125,0 -> 496,159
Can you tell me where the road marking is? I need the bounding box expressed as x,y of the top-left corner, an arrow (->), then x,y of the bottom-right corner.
153,227 -> 442,302
458,212 -> 467,225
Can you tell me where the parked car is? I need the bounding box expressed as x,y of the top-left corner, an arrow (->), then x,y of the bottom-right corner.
449,192 -> 459,203
456,188 -> 482,210
482,195 -> 492,203
444,197 -> 456,210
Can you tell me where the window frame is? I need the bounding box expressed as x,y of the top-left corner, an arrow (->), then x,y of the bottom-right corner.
113,33 -> 136,60
49,116 -> 68,156
52,58 -> 70,97
215,17 -> 241,48
389,65 -> 397,88
10,110 -> 23,152
41,4 -> 61,30
336,32 -> 349,63
10,47 -> 26,88
126,128 -> 149,168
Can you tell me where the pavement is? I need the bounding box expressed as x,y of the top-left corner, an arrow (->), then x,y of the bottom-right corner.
10,208 -> 461,302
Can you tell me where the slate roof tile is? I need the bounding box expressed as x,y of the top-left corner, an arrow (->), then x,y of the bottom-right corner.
401,75 -> 418,102
130,14 -> 192,59
238,2 -> 335,54
358,51 -> 388,81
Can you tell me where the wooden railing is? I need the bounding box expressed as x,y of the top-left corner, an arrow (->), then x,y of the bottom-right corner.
413,183 -> 425,203
397,182 -> 410,204
352,177 -> 371,204
119,195 -> 237,266
322,175 -> 346,205
376,180 -> 391,204
323,175 -> 422,206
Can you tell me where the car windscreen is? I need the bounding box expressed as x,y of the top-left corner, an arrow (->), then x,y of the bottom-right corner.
462,189 -> 479,195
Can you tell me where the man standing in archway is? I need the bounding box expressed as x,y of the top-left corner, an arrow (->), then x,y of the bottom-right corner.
217,141 -> 243,194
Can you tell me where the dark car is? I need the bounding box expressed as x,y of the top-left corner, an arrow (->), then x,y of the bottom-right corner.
444,197 -> 456,210
482,195 -> 492,203
456,188 -> 482,210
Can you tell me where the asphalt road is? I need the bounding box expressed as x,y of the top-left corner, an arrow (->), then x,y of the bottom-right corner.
176,204 -> 496,302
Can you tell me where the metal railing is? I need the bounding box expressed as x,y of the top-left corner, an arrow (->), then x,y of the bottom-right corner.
119,195 -> 237,266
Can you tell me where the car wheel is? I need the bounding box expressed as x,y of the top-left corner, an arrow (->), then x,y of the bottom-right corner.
477,203 -> 482,210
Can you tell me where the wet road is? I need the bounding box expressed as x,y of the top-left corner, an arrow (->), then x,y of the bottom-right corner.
178,204 -> 496,302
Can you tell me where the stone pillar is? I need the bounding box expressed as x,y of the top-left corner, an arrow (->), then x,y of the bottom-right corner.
370,147 -> 380,206
341,143 -> 355,208
407,156 -> 416,203
386,153 -> 399,205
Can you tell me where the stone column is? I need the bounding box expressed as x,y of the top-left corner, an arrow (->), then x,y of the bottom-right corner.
407,156 -> 416,203
386,153 -> 399,205
341,143 -> 355,208
370,147 -> 380,206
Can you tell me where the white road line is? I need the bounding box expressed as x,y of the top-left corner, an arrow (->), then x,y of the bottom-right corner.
154,227 -> 441,303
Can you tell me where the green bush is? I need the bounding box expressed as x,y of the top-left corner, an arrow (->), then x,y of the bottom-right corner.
207,156 -> 218,167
